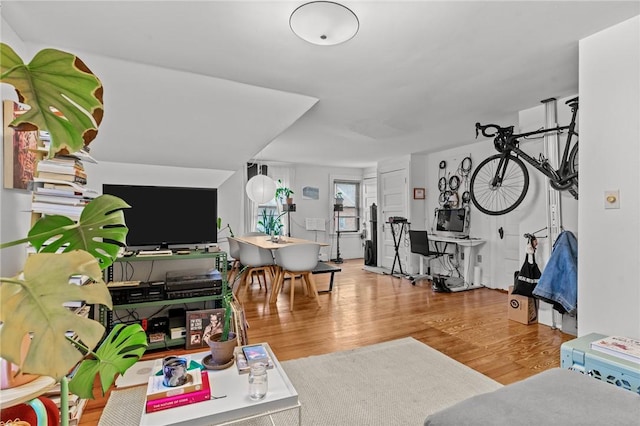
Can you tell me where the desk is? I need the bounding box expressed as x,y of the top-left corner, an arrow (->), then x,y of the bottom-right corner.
429,235 -> 485,291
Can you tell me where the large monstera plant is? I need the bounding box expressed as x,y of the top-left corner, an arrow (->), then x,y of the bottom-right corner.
0,43 -> 147,422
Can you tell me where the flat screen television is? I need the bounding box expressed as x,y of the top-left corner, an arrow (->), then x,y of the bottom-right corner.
435,207 -> 470,239
102,184 -> 217,248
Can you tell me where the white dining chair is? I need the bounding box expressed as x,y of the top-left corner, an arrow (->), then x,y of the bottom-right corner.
236,240 -> 276,302
226,237 -> 242,288
273,243 -> 321,311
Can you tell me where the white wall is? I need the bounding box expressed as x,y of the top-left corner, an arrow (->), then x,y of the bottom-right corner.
578,16 -> 640,339
0,19 -> 37,277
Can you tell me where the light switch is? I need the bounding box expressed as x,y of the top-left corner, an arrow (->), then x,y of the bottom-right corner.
604,190 -> 620,209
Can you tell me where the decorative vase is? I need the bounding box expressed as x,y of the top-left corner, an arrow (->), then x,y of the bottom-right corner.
206,332 -> 237,365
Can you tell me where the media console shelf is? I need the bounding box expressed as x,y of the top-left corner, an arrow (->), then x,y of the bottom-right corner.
99,250 -> 228,351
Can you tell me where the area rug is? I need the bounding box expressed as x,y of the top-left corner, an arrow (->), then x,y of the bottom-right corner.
99,337 -> 502,425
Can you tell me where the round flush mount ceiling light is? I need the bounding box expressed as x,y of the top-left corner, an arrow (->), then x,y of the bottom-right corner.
290,1 -> 359,46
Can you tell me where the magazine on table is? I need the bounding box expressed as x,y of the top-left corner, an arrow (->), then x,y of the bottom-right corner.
590,335 -> 640,363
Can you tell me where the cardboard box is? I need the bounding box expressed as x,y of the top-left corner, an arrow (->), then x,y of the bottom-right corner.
508,286 -> 538,324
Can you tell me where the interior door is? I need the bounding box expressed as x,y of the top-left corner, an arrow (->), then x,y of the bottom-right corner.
362,177 -> 378,240
380,169 -> 407,271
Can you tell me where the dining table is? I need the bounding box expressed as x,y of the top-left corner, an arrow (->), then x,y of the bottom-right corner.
233,235 -> 328,304
234,235 -> 328,249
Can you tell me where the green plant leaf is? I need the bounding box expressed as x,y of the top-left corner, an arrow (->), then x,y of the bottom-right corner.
0,251 -> 112,380
28,195 -> 130,270
69,324 -> 147,399
0,43 -> 103,155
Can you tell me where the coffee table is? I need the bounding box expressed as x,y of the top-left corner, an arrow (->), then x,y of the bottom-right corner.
139,343 -> 300,425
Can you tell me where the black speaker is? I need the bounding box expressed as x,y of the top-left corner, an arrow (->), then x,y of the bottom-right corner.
364,240 -> 375,266
247,163 -> 268,179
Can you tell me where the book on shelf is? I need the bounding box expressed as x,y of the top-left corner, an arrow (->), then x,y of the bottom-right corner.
146,366 -> 204,401
590,335 -> 640,363
32,178 -> 97,196
31,202 -> 84,219
33,194 -> 91,206
69,397 -> 88,426
234,344 -> 274,375
36,171 -> 87,184
145,371 -> 210,413
36,160 -> 84,174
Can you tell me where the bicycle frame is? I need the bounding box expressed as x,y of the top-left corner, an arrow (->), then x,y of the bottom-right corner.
483,98 -> 579,188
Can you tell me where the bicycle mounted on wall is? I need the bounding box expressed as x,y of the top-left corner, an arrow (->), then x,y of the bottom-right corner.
469,97 -> 579,216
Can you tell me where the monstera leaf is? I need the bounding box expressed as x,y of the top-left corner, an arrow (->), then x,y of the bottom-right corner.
28,195 -> 130,270
0,43 -> 103,155
69,324 -> 148,399
0,251 -> 112,380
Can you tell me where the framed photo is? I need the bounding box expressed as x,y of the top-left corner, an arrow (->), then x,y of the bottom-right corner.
413,188 -> 426,200
3,100 -> 41,190
185,308 -> 225,350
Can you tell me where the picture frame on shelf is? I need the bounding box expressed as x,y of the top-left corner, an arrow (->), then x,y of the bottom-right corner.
413,188 -> 426,200
185,308 -> 225,350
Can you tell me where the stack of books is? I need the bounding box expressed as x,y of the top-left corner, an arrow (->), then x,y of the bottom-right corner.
43,382 -> 88,426
590,335 -> 640,364
31,151 -> 98,220
145,368 -> 211,413
36,154 -> 87,184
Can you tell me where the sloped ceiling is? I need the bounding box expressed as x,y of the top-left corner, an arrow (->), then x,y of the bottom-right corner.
1,1 -> 639,170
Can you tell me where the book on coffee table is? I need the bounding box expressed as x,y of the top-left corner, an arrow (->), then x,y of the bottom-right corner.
145,371 -> 210,413
234,345 -> 275,375
146,367 -> 204,401
590,335 -> 640,363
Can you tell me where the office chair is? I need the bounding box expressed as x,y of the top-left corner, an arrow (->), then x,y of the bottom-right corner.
408,230 -> 444,283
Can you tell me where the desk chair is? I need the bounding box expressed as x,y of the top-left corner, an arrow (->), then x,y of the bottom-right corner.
408,230 -> 444,283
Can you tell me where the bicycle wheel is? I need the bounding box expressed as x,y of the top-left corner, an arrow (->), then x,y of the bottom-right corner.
470,153 -> 529,215
568,143 -> 579,198
568,142 -> 578,176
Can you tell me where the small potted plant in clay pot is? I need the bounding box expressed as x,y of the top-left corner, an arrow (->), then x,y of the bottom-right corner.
205,287 -> 238,366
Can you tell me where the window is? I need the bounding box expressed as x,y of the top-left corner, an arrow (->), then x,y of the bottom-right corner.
256,202 -> 281,234
334,180 -> 360,232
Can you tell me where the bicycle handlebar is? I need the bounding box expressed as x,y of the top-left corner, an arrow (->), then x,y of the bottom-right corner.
475,122 -> 514,139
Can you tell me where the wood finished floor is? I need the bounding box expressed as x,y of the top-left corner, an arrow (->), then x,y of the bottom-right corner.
80,258 -> 573,425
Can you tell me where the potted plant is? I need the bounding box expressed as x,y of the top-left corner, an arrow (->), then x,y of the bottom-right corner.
257,209 -> 285,236
205,268 -> 246,366
0,43 -> 147,424
275,179 -> 294,205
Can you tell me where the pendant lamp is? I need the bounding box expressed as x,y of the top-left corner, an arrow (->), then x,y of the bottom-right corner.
246,174 -> 277,204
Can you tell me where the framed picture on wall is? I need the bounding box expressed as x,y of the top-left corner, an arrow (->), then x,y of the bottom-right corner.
413,188 -> 426,200
3,100 -> 41,190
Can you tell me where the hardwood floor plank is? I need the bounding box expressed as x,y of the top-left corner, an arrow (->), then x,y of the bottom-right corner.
79,258 -> 573,425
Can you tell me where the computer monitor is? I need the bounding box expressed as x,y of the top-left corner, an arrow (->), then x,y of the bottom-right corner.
435,207 -> 470,239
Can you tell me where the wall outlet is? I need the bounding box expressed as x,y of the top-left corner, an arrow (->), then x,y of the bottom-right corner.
477,254 -> 482,263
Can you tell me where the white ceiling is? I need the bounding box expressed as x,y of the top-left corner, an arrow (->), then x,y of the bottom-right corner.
2,1 -> 639,171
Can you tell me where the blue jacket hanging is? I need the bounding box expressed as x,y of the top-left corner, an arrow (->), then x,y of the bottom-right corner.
532,230 -> 578,315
